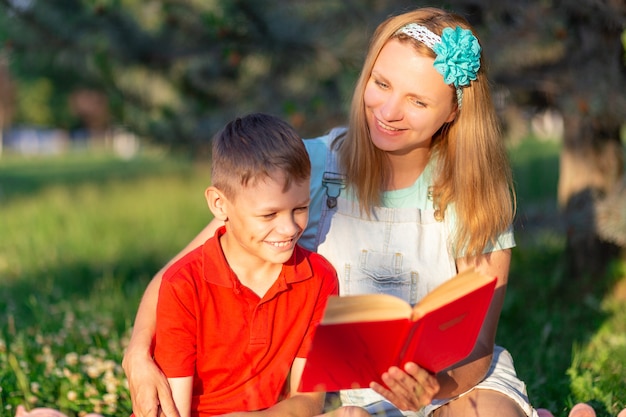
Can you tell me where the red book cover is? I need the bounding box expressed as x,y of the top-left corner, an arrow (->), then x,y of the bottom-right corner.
298,269 -> 497,392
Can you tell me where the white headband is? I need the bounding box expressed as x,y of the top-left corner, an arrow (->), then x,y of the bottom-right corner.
397,23 -> 442,49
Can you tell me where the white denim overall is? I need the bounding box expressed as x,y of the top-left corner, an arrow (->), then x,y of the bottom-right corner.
311,131 -> 537,417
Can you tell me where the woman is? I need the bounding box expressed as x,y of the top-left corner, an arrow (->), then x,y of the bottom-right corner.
123,7 -> 537,417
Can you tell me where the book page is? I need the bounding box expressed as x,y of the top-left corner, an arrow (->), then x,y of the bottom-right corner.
321,293 -> 413,324
411,268 -> 495,321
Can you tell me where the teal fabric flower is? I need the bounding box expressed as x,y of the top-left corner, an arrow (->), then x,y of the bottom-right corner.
432,27 -> 481,88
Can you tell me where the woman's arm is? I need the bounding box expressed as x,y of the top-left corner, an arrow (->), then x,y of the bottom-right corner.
369,249 -> 511,410
122,219 -> 224,417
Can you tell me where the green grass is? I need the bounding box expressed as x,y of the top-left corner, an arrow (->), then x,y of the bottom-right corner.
0,140 -> 624,417
0,150 -> 211,416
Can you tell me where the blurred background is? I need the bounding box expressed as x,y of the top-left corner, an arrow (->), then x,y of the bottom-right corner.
0,1 -> 624,416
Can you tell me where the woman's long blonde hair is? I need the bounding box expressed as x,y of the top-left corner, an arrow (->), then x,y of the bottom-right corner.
336,7 -> 515,258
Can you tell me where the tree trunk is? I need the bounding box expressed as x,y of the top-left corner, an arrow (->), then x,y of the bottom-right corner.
558,112 -> 624,278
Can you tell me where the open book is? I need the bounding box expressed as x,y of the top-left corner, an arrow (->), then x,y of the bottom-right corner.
298,268 -> 497,392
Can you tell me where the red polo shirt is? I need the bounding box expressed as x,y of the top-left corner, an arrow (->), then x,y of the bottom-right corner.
154,226 -> 338,416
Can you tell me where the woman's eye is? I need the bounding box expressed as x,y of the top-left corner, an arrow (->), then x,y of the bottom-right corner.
375,80 -> 389,89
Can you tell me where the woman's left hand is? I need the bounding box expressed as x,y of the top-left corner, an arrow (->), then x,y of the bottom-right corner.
370,362 -> 440,411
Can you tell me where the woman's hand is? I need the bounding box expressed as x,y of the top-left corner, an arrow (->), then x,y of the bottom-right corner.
370,362 -> 440,411
123,350 -> 180,417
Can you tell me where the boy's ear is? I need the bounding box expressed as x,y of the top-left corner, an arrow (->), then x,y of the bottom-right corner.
205,186 -> 228,221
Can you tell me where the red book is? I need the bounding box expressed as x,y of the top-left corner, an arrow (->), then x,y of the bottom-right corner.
298,269 -> 497,392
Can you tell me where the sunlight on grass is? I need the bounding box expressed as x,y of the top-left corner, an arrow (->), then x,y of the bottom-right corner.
567,261 -> 626,417
0,151 -> 211,416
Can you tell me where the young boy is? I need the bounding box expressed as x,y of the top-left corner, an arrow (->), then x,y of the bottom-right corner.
153,113 -> 338,417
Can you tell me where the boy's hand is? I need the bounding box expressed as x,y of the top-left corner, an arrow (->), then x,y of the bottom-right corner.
123,350 -> 180,417
370,362 -> 439,411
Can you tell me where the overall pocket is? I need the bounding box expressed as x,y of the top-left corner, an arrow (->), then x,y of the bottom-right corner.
342,250 -> 419,304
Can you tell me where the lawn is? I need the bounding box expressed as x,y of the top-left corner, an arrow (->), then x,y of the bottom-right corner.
0,139 -> 624,417
0,149 -> 211,416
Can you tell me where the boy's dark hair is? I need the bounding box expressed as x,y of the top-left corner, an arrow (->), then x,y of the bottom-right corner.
211,113 -> 311,199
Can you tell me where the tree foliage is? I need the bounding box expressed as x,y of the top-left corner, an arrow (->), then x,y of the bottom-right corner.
0,0 -> 417,149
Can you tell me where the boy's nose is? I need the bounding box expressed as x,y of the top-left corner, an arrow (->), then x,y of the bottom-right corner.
278,214 -> 300,236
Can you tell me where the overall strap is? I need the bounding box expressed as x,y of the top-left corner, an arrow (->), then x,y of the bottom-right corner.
321,128 -> 347,208
314,128 -> 347,248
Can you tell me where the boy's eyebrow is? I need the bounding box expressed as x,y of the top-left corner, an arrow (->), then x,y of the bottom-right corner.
255,197 -> 311,212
